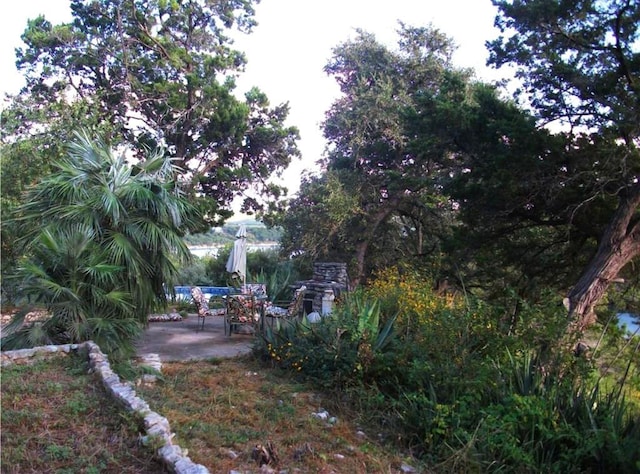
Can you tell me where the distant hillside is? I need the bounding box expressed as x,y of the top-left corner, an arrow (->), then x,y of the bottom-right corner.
224,219 -> 269,228
183,220 -> 282,246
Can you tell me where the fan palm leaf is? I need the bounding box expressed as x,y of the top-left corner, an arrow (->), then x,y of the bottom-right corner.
3,130 -> 199,358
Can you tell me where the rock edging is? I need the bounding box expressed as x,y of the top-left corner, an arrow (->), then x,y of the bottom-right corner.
1,342 -> 210,474
148,313 -> 184,322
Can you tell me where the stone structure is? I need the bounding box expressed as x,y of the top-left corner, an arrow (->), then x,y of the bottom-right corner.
294,262 -> 348,315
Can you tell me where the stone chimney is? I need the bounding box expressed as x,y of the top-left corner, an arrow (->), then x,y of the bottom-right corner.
294,262 -> 348,314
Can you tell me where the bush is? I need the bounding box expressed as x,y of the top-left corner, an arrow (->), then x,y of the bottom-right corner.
1,133 -> 196,362
254,267 -> 640,472
255,290 -> 397,389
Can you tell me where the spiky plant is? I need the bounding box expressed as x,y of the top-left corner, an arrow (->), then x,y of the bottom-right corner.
2,131 -> 198,358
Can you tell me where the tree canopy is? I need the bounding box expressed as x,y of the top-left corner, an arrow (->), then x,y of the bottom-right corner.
4,0 -> 299,225
278,4 -> 638,330
486,0 -> 640,329
277,24 -> 551,290
279,25 -> 470,286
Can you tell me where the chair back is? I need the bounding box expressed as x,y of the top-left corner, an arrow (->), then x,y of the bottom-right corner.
287,286 -> 306,317
190,286 -> 210,316
243,283 -> 267,298
226,294 -> 259,323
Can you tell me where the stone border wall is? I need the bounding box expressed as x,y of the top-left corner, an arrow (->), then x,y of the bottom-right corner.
1,342 -> 210,474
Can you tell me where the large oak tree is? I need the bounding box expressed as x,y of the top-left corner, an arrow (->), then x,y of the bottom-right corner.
275,25 -> 465,286
277,25 -> 532,287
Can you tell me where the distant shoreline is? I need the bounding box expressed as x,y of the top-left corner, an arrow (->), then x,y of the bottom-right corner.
188,243 -> 279,258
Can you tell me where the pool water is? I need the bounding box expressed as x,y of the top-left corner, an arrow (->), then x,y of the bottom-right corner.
617,313 -> 640,336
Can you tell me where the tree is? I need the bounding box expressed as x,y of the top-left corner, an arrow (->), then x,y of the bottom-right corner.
286,25 -> 466,286
487,0 -> 640,330
1,131 -> 197,358
0,138 -> 54,302
9,0 -> 299,225
280,25 -> 563,289
275,171 -> 362,267
442,84 -> 594,301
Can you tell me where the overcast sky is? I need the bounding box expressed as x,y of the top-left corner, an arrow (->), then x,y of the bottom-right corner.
1,0 -> 508,194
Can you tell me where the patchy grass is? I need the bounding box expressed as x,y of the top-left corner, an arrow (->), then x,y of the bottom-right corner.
1,354 -> 168,474
136,355 -> 420,473
1,352 -> 421,473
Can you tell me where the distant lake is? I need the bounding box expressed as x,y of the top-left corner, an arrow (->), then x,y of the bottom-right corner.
188,243 -> 279,258
188,245 -> 221,258
618,313 -> 640,336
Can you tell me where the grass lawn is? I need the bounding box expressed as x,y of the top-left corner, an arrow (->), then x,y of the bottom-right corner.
1,352 -> 419,473
135,355 -> 418,473
1,354 -> 168,474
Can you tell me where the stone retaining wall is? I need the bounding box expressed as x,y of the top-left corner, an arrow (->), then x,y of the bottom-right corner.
1,342 -> 210,474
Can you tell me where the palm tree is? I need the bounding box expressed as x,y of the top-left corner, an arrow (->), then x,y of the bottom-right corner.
2,131 -> 198,358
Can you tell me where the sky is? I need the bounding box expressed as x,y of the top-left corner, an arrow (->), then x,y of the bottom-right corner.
1,0 -> 508,196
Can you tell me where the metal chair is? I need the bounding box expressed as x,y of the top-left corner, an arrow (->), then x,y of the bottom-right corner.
224,294 -> 261,336
190,286 -> 225,331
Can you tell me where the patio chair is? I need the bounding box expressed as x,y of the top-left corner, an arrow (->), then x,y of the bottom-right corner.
190,286 -> 225,331
224,294 -> 261,336
263,285 -> 306,328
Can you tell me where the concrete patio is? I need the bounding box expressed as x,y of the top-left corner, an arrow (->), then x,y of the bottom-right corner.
135,314 -> 255,362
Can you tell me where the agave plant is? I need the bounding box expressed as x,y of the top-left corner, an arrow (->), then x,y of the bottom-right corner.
2,131 -> 198,358
341,291 -> 397,352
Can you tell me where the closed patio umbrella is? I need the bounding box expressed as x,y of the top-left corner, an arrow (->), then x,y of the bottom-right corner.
226,224 -> 248,287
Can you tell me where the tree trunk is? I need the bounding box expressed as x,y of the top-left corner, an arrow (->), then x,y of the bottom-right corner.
567,184 -> 640,332
352,199 -> 400,288
352,241 -> 368,289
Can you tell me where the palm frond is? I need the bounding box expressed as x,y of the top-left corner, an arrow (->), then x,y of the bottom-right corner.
10,130 -> 201,356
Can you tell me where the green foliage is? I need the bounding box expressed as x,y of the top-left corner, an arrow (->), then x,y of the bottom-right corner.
486,0 -> 640,325
490,0 -> 639,135
8,0 -> 299,226
255,291 -> 397,389
338,291 -> 397,353
256,274 -> 640,471
1,132 -> 196,360
470,365 -> 640,473
278,2 -> 639,324
172,299 -> 196,314
278,25 -> 469,285
274,171 -> 364,265
0,136 -> 59,303
178,258 -> 210,286
175,248 -> 302,300
252,260 -> 296,304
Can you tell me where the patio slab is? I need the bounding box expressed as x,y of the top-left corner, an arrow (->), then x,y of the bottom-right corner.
135,314 -> 255,362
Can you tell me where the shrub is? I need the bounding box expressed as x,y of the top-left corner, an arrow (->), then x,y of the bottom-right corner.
364,266 -> 463,332
1,132 -> 196,361
254,267 -> 640,471
255,290 -> 397,389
